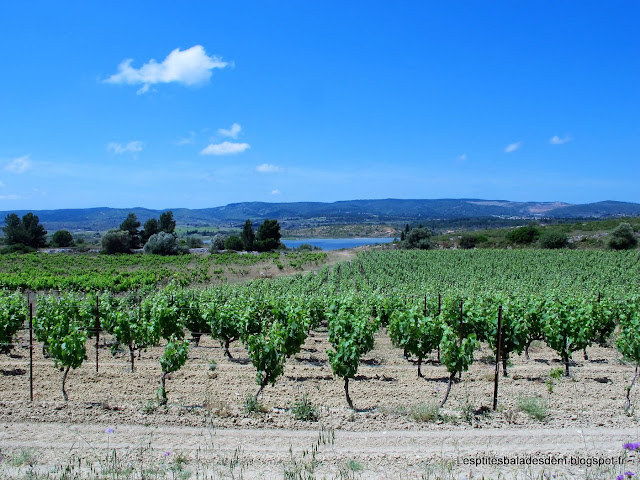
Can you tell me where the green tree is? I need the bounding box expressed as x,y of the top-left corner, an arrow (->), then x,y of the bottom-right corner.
159,211 -> 176,234
2,212 -> 47,248
255,219 -> 282,252
241,219 -> 255,251
403,227 -> 433,250
141,218 -> 159,244
120,213 -> 141,249
101,229 -> 131,254
608,222 -> 637,250
224,235 -> 244,251
51,230 -> 74,248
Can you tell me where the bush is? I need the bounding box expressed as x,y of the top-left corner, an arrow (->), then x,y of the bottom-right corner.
101,230 -> 131,254
1,244 -> 37,254
51,230 -> 74,248
459,235 -> 477,249
224,235 -> 244,251
185,236 -> 204,248
506,226 -> 540,245
403,227 -> 433,250
209,234 -> 225,252
538,231 -> 568,249
608,222 -> 638,250
143,232 -> 185,255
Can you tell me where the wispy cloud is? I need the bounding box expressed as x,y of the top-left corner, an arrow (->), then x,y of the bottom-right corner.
218,123 -> 242,139
5,155 -> 32,173
550,135 -> 572,145
201,141 -> 250,155
104,45 -> 228,94
107,141 -> 144,154
256,163 -> 281,173
271,189 -> 281,195
0,180 -> 4,188
0,194 -> 19,200
504,142 -> 522,153
457,153 -> 467,161
176,132 -> 196,145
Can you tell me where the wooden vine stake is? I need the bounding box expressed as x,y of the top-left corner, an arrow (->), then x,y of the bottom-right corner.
493,305 -> 503,411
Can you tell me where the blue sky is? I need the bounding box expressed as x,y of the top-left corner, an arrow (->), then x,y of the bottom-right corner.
0,1 -> 638,210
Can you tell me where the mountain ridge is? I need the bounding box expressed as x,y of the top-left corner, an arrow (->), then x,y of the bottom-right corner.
1,199 -> 639,232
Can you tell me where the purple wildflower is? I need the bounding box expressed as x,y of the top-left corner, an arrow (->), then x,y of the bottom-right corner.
625,473 -> 635,478
105,428 -> 114,434
163,452 -> 171,457
617,475 -> 624,480
624,443 -> 640,451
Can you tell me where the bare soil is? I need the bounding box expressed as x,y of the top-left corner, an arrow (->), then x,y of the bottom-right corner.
1,326 -> 640,478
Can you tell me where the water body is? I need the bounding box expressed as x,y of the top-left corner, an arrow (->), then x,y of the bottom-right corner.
281,237 -> 395,251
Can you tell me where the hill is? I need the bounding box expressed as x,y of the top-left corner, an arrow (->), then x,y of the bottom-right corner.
1,199 -> 639,232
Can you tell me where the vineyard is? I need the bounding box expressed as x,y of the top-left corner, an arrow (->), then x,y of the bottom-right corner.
1,249 -> 640,477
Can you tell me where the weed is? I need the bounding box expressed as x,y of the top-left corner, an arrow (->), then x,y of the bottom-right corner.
208,359 -> 217,371
8,449 -> 37,467
244,394 -> 266,415
204,395 -> 233,417
517,395 -> 547,421
142,398 -> 157,414
291,393 -> 319,422
410,402 -> 440,422
346,459 -> 363,471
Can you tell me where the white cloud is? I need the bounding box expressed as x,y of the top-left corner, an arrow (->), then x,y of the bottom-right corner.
457,153 -> 467,161
107,141 -> 144,154
550,135 -> 572,145
218,123 -> 242,139
0,180 -> 4,188
256,163 -> 281,173
0,194 -> 19,200
5,155 -> 32,173
271,189 -> 281,195
201,141 -> 250,155
104,45 -> 228,93
504,142 -> 522,153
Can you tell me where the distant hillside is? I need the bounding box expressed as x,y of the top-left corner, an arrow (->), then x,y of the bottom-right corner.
1,199 -> 639,232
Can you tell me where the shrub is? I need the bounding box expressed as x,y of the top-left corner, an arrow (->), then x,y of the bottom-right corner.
144,232 -> 187,255
403,227 -> 433,250
224,235 -> 244,251
209,234 -> 225,252
608,223 -> 638,250
507,226 -> 540,245
185,236 -> 204,248
51,230 -> 74,248
538,231 -> 568,249
101,230 -> 131,254
1,244 -> 37,254
459,235 -> 477,249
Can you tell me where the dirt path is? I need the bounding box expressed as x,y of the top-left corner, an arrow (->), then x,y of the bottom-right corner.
1,421 -> 638,478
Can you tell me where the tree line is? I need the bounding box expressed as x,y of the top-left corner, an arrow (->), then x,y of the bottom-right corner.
1,211 -> 283,255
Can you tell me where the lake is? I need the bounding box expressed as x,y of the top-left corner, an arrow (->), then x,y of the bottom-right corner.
281,237 -> 395,251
